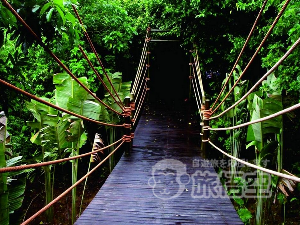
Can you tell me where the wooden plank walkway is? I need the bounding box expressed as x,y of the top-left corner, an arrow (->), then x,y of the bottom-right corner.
75,102 -> 243,224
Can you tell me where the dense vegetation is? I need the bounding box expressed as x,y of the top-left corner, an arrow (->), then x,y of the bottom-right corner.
0,0 -> 300,224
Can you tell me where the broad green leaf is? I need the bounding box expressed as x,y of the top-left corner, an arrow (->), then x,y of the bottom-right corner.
8,181 -> 25,213
55,5 -> 66,25
65,12 -> 76,26
53,0 -> 64,9
32,5 -> 40,13
30,132 -> 41,145
40,2 -> 52,15
6,156 -> 22,167
26,122 -> 41,129
46,8 -> 55,22
79,132 -> 87,149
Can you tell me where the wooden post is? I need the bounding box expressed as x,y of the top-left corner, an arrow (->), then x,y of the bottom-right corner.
124,96 -> 132,155
201,98 -> 210,158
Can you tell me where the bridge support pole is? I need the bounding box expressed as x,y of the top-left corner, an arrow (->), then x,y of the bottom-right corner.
201,98 -> 210,158
124,96 -> 132,156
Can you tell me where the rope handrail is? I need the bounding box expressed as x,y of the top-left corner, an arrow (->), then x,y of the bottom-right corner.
21,140 -> 125,225
133,85 -> 147,120
132,39 -> 149,95
211,0 -> 268,109
78,45 -> 124,111
193,51 -> 205,98
0,138 -> 123,173
0,0 -> 122,116
209,102 -> 300,131
208,141 -> 300,183
190,64 -> 202,119
72,5 -> 124,108
210,36 -> 300,120
211,0 -> 291,114
192,63 -> 204,102
134,66 -> 148,104
0,78 -> 126,127
133,85 -> 147,124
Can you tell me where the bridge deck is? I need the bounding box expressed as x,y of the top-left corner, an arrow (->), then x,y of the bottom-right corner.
75,102 -> 242,224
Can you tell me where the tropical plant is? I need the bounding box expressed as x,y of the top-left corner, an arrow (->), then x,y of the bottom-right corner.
102,71 -> 131,171
0,112 -> 29,225
246,74 -> 283,224
54,72 -> 101,223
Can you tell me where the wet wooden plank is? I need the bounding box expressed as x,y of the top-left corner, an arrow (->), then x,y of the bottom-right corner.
75,103 -> 243,225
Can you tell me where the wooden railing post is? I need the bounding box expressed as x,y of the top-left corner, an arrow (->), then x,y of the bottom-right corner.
124,96 -> 132,155
201,98 -> 210,157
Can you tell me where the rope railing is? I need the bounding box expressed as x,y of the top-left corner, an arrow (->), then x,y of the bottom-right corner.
78,45 -> 124,110
132,46 -> 147,95
189,56 -> 202,120
72,5 -> 124,109
190,39 -> 300,185
21,140 -> 125,225
211,0 -> 291,114
0,0 -> 123,116
132,31 -> 150,95
193,50 -> 205,99
133,85 -> 148,125
211,36 -> 300,120
208,141 -> 300,183
132,44 -> 148,93
0,138 -> 124,173
0,78 -> 126,127
190,74 -> 202,120
209,102 -> 300,131
192,63 -> 204,104
211,0 -> 268,109
134,66 -> 148,105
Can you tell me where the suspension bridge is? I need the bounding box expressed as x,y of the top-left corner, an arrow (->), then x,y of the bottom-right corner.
1,0 -> 300,224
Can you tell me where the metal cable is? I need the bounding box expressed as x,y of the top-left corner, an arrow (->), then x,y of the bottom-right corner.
0,138 -> 123,173
21,140 -> 125,225
0,78 -> 125,127
208,141 -> 300,183
211,36 -> 300,120
212,0 -> 291,114
211,0 -> 269,109
72,5 -> 124,108
0,0 -> 122,116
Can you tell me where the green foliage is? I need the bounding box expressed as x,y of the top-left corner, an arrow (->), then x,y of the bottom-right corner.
238,208 -> 253,223
0,112 -> 9,225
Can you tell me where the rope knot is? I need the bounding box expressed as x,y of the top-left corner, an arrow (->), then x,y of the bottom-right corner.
203,109 -> 212,119
122,135 -> 132,142
200,105 -> 212,120
123,123 -> 131,129
123,107 -> 131,117
202,138 -> 210,143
